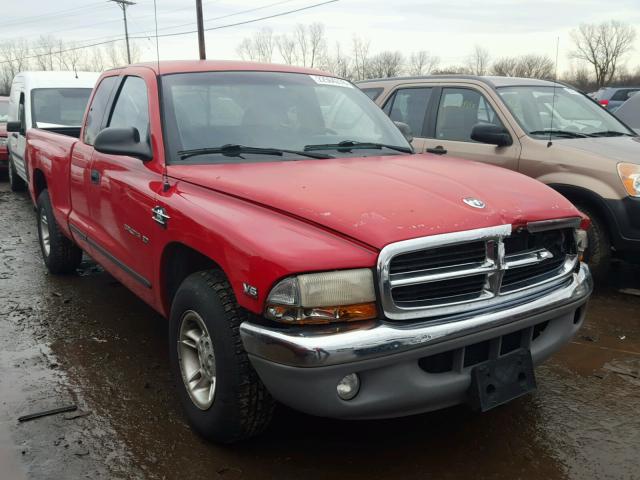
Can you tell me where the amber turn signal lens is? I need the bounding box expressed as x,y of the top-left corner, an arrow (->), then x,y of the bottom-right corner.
617,163 -> 640,197
265,302 -> 378,324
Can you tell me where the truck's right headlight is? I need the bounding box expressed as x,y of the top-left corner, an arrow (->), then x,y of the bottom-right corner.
617,163 -> 640,197
0,137 -> 7,147
265,268 -> 377,324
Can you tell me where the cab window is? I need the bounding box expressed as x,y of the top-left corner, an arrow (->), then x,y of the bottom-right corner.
108,76 -> 150,142
435,88 -> 504,142
83,76 -> 118,145
384,87 -> 432,137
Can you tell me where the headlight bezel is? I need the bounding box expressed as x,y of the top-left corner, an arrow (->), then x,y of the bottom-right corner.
617,162 -> 640,197
264,268 -> 378,325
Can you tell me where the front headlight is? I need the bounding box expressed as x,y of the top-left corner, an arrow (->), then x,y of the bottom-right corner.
617,163 -> 640,197
0,137 -> 7,147
265,268 -> 377,324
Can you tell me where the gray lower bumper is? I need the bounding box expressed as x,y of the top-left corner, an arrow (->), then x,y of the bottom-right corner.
240,264 -> 592,419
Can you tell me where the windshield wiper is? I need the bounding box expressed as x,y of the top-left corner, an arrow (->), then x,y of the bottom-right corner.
528,129 -> 590,138
303,140 -> 413,154
587,130 -> 634,137
178,144 -> 333,161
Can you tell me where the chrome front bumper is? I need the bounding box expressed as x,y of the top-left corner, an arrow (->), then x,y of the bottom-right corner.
240,263 -> 593,368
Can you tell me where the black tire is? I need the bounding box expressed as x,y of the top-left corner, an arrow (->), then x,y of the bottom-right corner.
575,203 -> 611,279
8,156 -> 26,192
37,190 -> 83,274
169,270 -> 274,443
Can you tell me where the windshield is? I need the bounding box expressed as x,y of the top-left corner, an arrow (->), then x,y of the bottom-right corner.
0,100 -> 7,123
161,71 -> 409,163
31,88 -> 92,128
497,86 -> 635,138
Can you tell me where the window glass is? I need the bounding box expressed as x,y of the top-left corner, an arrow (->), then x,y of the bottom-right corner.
435,88 -> 503,142
108,76 -> 149,141
497,86 -> 634,138
161,71 -> 409,163
386,88 -> 431,136
360,87 -> 383,101
83,76 -> 118,145
31,88 -> 92,127
612,89 -> 639,101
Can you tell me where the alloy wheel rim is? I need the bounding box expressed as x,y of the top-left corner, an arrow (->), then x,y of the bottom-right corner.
177,310 -> 217,410
39,209 -> 50,257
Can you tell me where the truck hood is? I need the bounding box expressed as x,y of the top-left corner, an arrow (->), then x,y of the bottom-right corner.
551,135 -> 640,164
168,154 -> 579,250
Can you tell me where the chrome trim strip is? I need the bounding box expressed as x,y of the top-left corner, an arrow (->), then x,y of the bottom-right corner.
240,264 -> 592,368
69,223 -> 152,289
526,217 -> 581,233
504,248 -> 553,268
389,261 -> 497,287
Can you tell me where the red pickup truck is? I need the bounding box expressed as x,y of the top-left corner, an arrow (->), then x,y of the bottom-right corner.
22,61 -> 593,443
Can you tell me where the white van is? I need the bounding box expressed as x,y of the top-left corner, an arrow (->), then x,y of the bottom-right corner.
7,71 -> 100,191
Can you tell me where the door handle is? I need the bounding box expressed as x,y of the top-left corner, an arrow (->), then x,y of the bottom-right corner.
426,146 -> 447,155
90,169 -> 100,184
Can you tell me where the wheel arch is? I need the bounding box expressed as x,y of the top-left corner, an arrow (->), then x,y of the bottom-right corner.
548,183 -> 616,237
32,168 -> 47,202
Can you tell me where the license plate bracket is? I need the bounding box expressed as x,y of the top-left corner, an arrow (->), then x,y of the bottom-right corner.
468,348 -> 536,412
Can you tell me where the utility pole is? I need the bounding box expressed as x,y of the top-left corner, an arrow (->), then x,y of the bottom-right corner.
196,0 -> 206,60
109,0 -> 136,64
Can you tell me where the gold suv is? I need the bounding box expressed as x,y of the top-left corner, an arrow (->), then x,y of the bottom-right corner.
359,75 -> 640,275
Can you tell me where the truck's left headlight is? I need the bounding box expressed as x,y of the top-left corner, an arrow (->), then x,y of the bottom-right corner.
0,137 -> 7,146
265,268 -> 377,324
617,163 -> 640,197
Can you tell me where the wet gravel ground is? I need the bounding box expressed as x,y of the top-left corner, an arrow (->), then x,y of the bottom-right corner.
0,180 -> 639,480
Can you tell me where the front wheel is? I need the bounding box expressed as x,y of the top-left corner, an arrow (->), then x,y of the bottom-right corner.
576,203 -> 610,279
169,270 -> 274,443
37,190 -> 83,274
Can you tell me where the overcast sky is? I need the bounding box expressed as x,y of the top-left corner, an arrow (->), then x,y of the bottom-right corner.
2,0 -> 640,73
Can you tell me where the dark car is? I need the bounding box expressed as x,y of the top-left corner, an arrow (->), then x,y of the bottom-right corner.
593,87 -> 640,112
614,92 -> 640,133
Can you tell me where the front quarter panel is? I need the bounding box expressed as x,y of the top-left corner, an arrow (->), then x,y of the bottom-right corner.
156,180 -> 378,315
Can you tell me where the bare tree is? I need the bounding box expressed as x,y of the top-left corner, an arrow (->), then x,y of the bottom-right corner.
236,28 -> 274,63
323,42 -> 351,79
368,51 -> 404,78
408,50 -> 440,76
276,34 -> 297,65
307,22 -> 326,68
432,65 -> 471,75
61,42 -> 87,72
352,36 -> 370,81
34,35 -> 57,71
515,54 -> 554,79
84,47 -> 106,72
571,21 -> 636,88
294,24 -> 309,67
491,56 -> 519,76
466,44 -> 490,75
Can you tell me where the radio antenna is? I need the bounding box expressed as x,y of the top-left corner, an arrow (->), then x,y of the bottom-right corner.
153,0 -> 170,192
547,36 -> 560,148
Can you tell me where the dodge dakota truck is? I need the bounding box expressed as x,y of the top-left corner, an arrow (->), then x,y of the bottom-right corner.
22,61 -> 593,443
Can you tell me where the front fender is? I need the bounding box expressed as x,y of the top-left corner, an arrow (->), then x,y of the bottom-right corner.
156,181 -> 378,315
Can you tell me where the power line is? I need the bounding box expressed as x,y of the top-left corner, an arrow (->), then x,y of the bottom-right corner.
0,2 -> 112,28
0,0 -> 339,65
110,0 -> 136,64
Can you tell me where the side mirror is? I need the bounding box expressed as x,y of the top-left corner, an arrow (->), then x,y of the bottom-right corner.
394,121 -> 414,143
94,127 -> 152,161
6,121 -> 24,136
470,124 -> 513,147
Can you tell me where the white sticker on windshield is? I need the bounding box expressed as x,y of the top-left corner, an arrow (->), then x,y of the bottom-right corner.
309,75 -> 353,88
563,87 -> 580,95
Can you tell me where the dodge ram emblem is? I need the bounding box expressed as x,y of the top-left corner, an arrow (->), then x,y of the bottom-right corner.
463,197 -> 486,209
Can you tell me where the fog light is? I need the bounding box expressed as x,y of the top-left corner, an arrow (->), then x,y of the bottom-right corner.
336,373 -> 360,400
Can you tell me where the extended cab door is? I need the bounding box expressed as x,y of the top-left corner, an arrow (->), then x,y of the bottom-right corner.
69,75 -> 119,241
87,74 -> 162,305
424,86 -> 521,170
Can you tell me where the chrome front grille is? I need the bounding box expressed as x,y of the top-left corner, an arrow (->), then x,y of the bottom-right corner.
378,220 -> 580,321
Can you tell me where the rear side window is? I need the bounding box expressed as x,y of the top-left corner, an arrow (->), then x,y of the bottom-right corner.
360,87 -> 383,101
83,76 -> 118,145
384,87 -> 432,136
612,89 -> 640,101
108,76 -> 149,142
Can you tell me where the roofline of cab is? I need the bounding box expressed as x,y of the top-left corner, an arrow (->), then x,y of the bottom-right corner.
355,74 -> 573,91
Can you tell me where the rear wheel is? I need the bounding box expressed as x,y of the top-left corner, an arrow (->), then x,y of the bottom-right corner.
37,190 -> 83,274
575,203 -> 610,279
169,270 -> 274,443
8,156 -> 26,192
